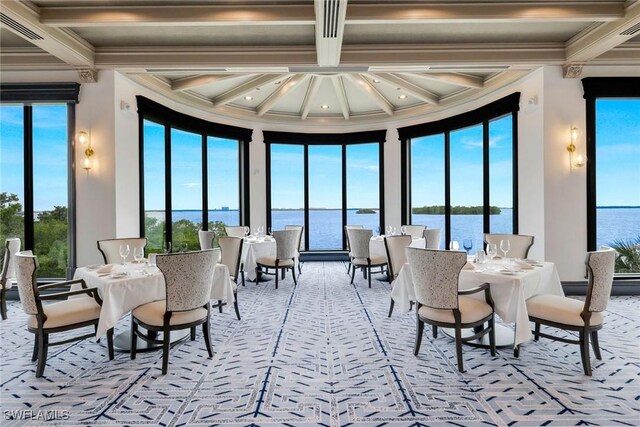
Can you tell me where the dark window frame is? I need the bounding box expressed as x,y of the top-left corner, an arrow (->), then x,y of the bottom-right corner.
399,93 -> 520,245
137,96 -> 252,249
0,83 -> 80,279
263,130 -> 387,252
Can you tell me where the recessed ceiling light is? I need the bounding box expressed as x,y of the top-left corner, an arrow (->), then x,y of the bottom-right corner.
373,79 -> 381,83
398,94 -> 407,99
275,81 -> 282,84
244,96 -> 253,100
321,104 -> 330,109
396,87 -> 402,90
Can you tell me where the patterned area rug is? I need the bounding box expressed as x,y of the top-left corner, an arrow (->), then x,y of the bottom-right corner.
1,262 -> 639,426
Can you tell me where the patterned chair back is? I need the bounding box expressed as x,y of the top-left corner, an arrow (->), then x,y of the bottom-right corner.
219,237 -> 243,281
406,247 -> 467,310
384,235 -> 412,279
1,238 -> 21,289
156,250 -> 216,312
423,228 -> 442,249
98,237 -> 148,264
225,226 -> 248,238
344,225 -> 364,252
198,230 -> 216,250
14,251 -> 40,316
403,225 -> 425,239
346,229 -> 373,259
285,225 -> 304,251
273,230 -> 298,261
585,247 -> 616,313
484,233 -> 534,258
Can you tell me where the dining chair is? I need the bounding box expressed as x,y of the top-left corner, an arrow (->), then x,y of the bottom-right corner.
255,230 -> 298,289
15,251 -> 114,377
523,247 -> 615,375
130,250 -> 216,375
1,238 -> 21,320
484,233 -> 534,259
198,230 -> 216,250
423,228 -> 442,249
344,225 -> 364,276
285,225 -> 304,274
225,226 -> 248,238
402,225 -> 426,239
384,235 -> 412,317
97,237 -> 148,264
218,237 -> 243,320
407,247 -> 496,373
346,228 -> 387,288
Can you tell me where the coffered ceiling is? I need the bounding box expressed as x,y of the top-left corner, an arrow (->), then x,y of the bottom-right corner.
1,1 -> 639,124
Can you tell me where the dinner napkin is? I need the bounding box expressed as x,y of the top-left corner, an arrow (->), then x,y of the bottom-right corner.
264,236 -> 274,241
515,260 -> 534,270
96,264 -> 114,274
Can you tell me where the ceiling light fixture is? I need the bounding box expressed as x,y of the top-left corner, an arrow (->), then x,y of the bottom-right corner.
244,96 -> 253,100
274,81 -> 282,85
398,94 -> 407,99
373,79 -> 381,83
321,104 -> 330,109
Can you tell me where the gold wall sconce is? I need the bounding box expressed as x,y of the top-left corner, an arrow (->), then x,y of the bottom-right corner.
77,130 -> 94,170
567,126 -> 585,170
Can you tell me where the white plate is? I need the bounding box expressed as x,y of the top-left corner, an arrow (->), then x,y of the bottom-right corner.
499,270 -> 520,275
85,264 -> 102,270
108,272 -> 128,279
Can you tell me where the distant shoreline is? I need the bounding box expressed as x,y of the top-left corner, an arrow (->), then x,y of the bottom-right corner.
144,206 -> 639,213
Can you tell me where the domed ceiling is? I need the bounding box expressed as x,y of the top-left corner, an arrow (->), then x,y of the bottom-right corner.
2,0 -> 639,125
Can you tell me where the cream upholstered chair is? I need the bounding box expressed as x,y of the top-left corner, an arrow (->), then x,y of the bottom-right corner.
407,247 -> 496,373
423,228 -> 442,249
1,238 -> 21,320
225,226 -> 248,238
346,228 -> 387,288
523,247 -> 616,375
285,225 -> 304,274
97,237 -> 148,264
344,225 -> 364,275
130,250 -> 216,375
198,230 -> 216,250
484,234 -> 534,259
15,251 -> 113,377
384,235 -> 412,317
218,237 -> 243,320
256,230 -> 298,289
403,225 -> 425,239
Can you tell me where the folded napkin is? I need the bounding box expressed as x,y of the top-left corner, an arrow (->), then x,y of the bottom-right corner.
515,260 -> 534,270
96,264 -> 114,274
462,262 -> 475,270
264,236 -> 274,242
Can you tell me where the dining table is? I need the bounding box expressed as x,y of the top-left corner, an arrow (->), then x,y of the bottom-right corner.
369,235 -> 426,260
390,257 -> 563,348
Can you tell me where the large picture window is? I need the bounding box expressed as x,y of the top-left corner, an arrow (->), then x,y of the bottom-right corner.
138,97 -> 251,253
264,131 -> 385,251
583,78 -> 640,276
400,93 -> 519,251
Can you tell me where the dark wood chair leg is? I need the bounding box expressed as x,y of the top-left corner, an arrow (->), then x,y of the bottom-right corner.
106,328 -> 114,360
580,330 -> 592,376
534,322 -> 541,340
514,345 -> 520,358
241,267 -> 245,286
432,325 -> 438,339
0,288 -> 7,320
32,333 -> 39,362
350,265 -> 356,284
298,261 -> 302,275
95,324 -> 101,343
488,318 -> 496,357
590,330 -> 602,360
291,267 -> 297,286
455,327 -> 464,373
218,300 -> 223,314
275,267 -> 279,289
413,318 -> 424,356
234,293 -> 241,320
161,329 -> 170,375
35,331 -> 48,378
190,326 -> 196,340
131,321 -> 138,360
203,318 -> 213,358
281,268 -> 286,280
388,298 -> 395,317
368,266 -> 372,288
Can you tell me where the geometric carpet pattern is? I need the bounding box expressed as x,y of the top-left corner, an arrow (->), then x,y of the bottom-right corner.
1,262 -> 639,426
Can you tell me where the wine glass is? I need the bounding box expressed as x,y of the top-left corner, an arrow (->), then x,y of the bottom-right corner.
486,243 -> 497,261
244,226 -> 250,237
500,239 -> 511,259
258,225 -> 264,237
133,246 -> 144,263
449,240 -> 459,251
119,244 -> 130,266
181,242 -> 188,252
463,239 -> 473,254
400,226 -> 407,235
252,227 -> 259,237
386,225 -> 392,236
164,242 -> 172,254
375,226 -> 381,236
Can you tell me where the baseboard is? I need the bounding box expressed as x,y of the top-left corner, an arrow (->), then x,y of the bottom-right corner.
562,280 -> 640,296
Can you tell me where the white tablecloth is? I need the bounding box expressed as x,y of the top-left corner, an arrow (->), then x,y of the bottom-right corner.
242,237 -> 277,281
74,262 -> 234,337
369,236 -> 426,260
390,260 -> 563,346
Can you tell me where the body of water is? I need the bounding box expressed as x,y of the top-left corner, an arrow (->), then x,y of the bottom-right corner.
151,207 -> 640,251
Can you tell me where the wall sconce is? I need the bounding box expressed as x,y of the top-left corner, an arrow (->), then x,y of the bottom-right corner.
77,130 -> 94,171
567,127 -> 585,170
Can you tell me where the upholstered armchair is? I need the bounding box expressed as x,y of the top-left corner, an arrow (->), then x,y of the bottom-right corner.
484,233 -> 534,259
255,230 -> 298,289
198,230 -> 216,250
1,238 -> 21,320
218,237 -> 243,320
402,225 -> 425,239
225,226 -> 248,238
346,228 -> 387,288
284,225 -> 304,274
97,237 -> 148,264
384,235 -> 412,317
422,228 -> 442,249
344,225 -> 364,276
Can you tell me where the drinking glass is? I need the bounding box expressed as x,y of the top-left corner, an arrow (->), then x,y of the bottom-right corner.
500,239 -> 511,259
119,244 -> 130,266
133,247 -> 144,263
244,227 -> 250,237
375,226 -> 381,236
400,226 -> 407,235
252,227 -> 259,237
463,239 -> 473,254
449,240 -> 459,250
258,225 -> 264,236
486,243 -> 497,260
386,225 -> 392,236
164,242 -> 172,254
181,242 -> 188,252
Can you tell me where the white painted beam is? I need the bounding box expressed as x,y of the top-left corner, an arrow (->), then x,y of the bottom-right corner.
315,0 -> 348,66
301,76 -> 323,120
368,73 -> 439,105
257,74 -> 309,116
171,74 -> 244,91
212,74 -> 290,107
331,75 -> 350,120
406,72 -> 484,89
345,74 -> 393,115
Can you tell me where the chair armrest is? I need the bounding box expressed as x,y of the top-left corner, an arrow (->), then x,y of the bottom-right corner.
40,287 -> 99,301
458,283 -> 490,295
38,279 -> 87,290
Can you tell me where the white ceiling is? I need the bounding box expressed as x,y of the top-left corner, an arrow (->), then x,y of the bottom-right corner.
1,0 -> 639,125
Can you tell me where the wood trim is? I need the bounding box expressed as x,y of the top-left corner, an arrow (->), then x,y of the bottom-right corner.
0,83 -> 80,103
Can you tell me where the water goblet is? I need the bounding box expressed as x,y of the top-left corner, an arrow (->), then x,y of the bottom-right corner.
449,240 -> 459,251
119,244 -> 130,266
463,239 -> 473,254
244,226 -> 250,237
375,226 -> 381,236
252,227 -> 259,237
400,226 -> 407,235
181,242 -> 188,252
500,239 -> 511,259
258,225 -> 264,237
486,243 -> 497,261
164,242 -> 172,254
133,246 -> 144,263
385,225 -> 392,236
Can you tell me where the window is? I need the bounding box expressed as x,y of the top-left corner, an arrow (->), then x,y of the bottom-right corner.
400,93 -> 519,252
583,78 -> 640,276
265,131 -> 385,251
0,83 -> 78,279
138,97 -> 251,253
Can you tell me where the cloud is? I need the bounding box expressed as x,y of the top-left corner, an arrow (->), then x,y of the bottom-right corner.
183,182 -> 200,188
461,134 -> 507,149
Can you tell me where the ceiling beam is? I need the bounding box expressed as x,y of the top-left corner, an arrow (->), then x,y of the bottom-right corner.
315,0 -> 348,67
345,2 -> 625,24
171,74 -> 243,91
301,76 -> 323,120
331,76 -> 350,120
406,72 -> 484,89
0,48 -> 70,71
0,1 -> 94,68
257,74 -> 309,116
39,4 -> 314,27
212,74 -> 289,108
368,73 -> 439,105
345,74 -> 393,115
565,2 -> 640,63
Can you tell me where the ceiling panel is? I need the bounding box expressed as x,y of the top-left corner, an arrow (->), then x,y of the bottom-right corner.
0,28 -> 39,48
